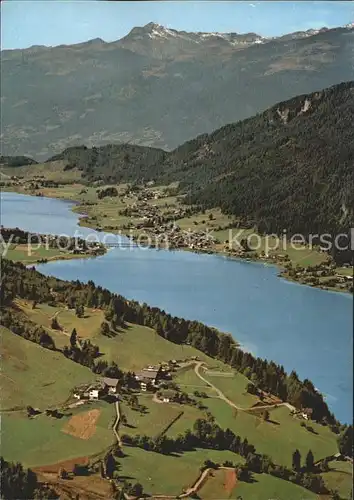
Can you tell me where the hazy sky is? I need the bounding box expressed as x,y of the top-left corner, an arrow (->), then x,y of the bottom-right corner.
1,1 -> 353,50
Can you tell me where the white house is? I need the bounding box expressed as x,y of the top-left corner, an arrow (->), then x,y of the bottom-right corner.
89,388 -> 100,400
73,381 -> 107,401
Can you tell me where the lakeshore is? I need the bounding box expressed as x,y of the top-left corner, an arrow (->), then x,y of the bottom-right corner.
1,177 -> 352,294
0,226 -> 106,265
1,190 -> 352,423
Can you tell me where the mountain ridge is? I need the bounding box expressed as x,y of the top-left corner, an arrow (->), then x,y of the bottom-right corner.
3,22 -> 350,53
2,24 -> 353,159
37,81 -> 353,237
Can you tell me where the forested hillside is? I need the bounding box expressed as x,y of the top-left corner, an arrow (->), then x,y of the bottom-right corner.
163,80 -> 354,235
0,258 -> 339,425
48,143 -> 167,183
45,81 -> 354,237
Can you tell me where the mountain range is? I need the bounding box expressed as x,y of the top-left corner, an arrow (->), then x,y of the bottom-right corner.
2,22 -> 353,159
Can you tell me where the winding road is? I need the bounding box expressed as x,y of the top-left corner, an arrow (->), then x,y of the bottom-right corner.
193,361 -> 294,412
113,400 -> 122,447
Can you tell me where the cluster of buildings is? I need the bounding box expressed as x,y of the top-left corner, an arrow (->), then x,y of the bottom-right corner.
72,365 -> 173,400
122,185 -> 164,204
73,377 -> 120,401
142,222 -> 217,250
136,189 -> 164,202
335,273 -> 353,283
134,365 -> 172,391
291,407 -> 314,421
120,201 -> 163,229
71,358 -> 197,404
120,188 -> 216,250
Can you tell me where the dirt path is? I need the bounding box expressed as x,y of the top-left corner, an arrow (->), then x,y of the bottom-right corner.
194,362 -> 245,411
193,362 -> 293,412
152,466 -> 236,499
182,467 -> 212,496
113,400 -> 122,447
224,468 -> 237,495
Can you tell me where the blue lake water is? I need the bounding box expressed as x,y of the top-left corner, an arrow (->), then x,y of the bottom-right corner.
1,192 -> 353,422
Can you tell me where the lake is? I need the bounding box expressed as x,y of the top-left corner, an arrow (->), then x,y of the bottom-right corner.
1,191 -> 353,422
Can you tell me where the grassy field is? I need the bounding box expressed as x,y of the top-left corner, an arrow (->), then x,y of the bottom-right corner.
93,323 -> 229,372
2,160 -> 82,183
118,446 -> 243,496
2,243 -> 94,264
173,365 -> 259,408
205,399 -> 338,468
16,300 -> 234,373
120,395 -> 184,438
15,300 -> 104,350
120,393 -> 206,439
175,207 -> 233,234
15,299 -> 235,374
165,403 -> 209,438
1,400 -> 115,467
321,460 -> 353,499
0,326 -> 96,410
198,469 -> 318,500
203,369 -> 260,407
174,365 -> 218,394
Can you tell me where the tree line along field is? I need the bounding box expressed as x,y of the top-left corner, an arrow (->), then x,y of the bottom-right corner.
0,325 -> 96,410
1,317 -> 350,498
1,402 -> 115,468
15,299 -> 230,371
117,446 -> 244,497
198,468 -> 318,500
2,300 -> 341,456
120,393 -> 206,439
205,398 -> 338,469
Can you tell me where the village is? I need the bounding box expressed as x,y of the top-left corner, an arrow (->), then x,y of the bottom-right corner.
1,173 -> 352,291
280,260 -> 353,292
71,358 -> 197,404
117,184 -> 219,251
68,356 -> 330,428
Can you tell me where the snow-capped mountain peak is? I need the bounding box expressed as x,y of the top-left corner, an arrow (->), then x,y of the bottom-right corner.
118,22 -> 352,59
